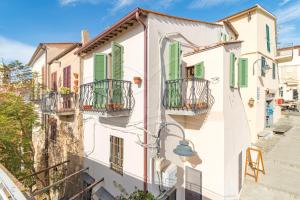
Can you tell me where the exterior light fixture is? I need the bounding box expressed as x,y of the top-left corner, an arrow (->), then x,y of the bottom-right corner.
157,122 -> 194,158
252,58 -> 271,75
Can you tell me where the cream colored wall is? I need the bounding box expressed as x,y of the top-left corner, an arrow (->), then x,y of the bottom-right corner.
82,24 -> 146,197
229,9 -> 280,142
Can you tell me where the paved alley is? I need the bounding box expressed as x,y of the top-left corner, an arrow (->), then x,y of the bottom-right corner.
240,115 -> 300,200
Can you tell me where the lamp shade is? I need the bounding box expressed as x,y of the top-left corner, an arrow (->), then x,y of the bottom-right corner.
173,140 -> 194,157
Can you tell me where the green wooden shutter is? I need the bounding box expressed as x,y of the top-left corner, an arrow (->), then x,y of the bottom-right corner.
168,41 -> 181,107
266,24 -> 270,53
112,42 -> 124,104
169,41 -> 180,80
238,58 -> 248,88
195,62 -> 204,79
112,42 -> 124,80
94,53 -> 107,109
230,53 -> 235,87
94,53 -> 106,81
272,63 -> 276,80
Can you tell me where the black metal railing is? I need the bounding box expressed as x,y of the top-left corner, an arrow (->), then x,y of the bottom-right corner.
56,93 -> 76,114
79,79 -> 133,112
163,78 -> 210,113
41,92 -> 57,113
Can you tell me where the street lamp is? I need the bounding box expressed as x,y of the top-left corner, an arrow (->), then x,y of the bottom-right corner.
253,58 -> 271,76
157,122 -> 194,158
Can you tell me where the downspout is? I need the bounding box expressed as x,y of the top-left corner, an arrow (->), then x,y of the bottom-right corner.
136,10 -> 148,192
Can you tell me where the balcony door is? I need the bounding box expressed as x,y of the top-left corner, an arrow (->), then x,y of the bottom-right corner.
63,66 -> 71,109
94,53 -> 107,109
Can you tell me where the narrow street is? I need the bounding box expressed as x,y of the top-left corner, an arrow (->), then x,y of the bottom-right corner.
241,115 -> 300,200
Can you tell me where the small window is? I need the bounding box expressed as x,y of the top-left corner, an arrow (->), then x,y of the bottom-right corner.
110,136 -> 124,175
186,66 -> 194,78
261,57 -> 266,77
49,119 -> 57,142
63,66 -> 71,88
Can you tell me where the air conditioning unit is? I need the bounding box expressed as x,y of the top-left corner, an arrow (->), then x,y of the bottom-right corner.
162,164 -> 177,189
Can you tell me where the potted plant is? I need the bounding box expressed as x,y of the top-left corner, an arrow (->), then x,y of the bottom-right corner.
59,87 -> 71,95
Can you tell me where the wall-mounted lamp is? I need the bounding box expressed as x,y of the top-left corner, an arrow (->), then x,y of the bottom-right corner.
157,122 -> 194,159
248,98 -> 255,108
252,59 -> 271,76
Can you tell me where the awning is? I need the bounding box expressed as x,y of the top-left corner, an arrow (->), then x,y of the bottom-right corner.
93,187 -> 114,200
81,172 -> 95,185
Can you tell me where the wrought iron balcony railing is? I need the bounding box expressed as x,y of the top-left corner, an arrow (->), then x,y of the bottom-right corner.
163,78 -> 210,115
56,93 -> 76,115
41,92 -> 76,115
79,79 -> 133,114
41,92 -> 57,113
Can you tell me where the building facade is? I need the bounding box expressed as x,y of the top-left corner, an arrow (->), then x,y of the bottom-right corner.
277,45 -> 300,101
218,5 -> 281,142
77,7 -> 252,200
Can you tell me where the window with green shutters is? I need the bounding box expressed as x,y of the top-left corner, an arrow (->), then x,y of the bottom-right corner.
94,53 -> 107,109
168,41 -> 181,107
261,56 -> 266,77
194,62 -> 204,79
229,52 -> 235,87
266,24 -> 271,53
238,58 -> 248,88
272,63 -> 276,80
112,42 -> 124,104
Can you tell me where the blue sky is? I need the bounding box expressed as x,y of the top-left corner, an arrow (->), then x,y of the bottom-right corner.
0,0 -> 299,63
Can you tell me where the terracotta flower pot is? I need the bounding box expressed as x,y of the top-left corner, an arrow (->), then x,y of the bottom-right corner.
133,77 -> 142,85
83,105 -> 92,110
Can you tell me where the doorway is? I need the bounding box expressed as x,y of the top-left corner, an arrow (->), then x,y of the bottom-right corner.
185,167 -> 202,200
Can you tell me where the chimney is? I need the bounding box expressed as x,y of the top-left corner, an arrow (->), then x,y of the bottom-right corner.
81,30 -> 89,45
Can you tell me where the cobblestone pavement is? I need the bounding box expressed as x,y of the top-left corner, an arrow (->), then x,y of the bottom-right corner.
240,115 -> 300,200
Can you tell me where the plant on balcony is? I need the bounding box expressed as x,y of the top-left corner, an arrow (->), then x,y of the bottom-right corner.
59,87 -> 71,95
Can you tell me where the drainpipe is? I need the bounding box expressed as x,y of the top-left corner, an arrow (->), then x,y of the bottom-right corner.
136,10 -> 148,192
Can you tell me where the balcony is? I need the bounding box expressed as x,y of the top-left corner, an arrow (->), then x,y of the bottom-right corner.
163,78 -> 210,116
41,92 -> 57,113
276,43 -> 293,63
56,93 -> 76,116
79,79 -> 133,117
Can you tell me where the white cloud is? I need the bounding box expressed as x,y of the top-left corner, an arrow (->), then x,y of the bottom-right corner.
59,0 -> 100,6
0,36 -> 35,64
276,0 -> 300,23
111,0 -> 135,12
188,0 -> 239,8
279,0 -> 290,6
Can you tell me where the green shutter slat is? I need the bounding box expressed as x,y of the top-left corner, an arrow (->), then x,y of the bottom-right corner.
239,58 -> 248,88
266,24 -> 270,52
169,41 -> 180,80
195,62 -> 204,79
230,53 -> 235,87
112,42 -> 124,80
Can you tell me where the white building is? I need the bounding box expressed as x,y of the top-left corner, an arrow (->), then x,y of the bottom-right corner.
77,7 -> 251,200
277,45 -> 300,101
218,5 -> 281,142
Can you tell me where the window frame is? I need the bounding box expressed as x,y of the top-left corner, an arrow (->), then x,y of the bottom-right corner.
110,135 -> 124,175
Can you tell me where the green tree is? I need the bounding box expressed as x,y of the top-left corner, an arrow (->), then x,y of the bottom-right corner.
0,92 -> 38,188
